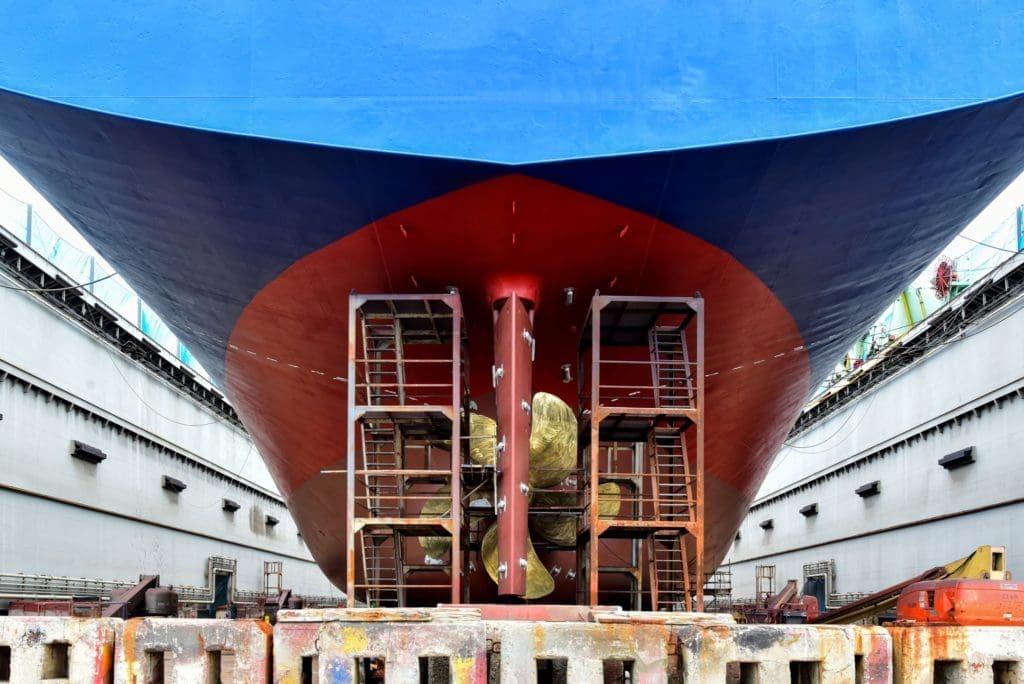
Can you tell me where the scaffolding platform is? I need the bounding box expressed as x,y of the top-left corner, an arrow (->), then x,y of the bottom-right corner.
577,294 -> 706,612
346,292 -> 469,607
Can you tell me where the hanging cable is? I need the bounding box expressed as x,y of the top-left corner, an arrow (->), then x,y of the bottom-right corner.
956,234 -> 1021,255
106,348 -> 221,427
0,271 -> 119,291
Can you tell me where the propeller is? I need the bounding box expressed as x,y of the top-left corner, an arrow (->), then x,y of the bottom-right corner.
531,482 -> 621,547
417,392 -> 620,599
480,516 -> 555,599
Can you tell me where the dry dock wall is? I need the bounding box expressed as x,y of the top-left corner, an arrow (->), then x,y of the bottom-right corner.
728,291 -> 1024,599
0,263 -> 338,599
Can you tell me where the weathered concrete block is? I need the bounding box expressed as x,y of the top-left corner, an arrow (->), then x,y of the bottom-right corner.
274,607 -> 486,683
117,617 -> 271,683
590,609 -> 735,625
854,625 -> 894,684
0,616 -> 119,683
677,623 -> 868,683
888,625 -> 1024,684
486,620 -> 673,683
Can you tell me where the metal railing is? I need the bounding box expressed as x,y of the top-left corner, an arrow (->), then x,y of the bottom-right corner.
0,186 -> 209,380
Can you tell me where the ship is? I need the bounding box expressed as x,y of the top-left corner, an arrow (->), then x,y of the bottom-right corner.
1,3 -> 1023,608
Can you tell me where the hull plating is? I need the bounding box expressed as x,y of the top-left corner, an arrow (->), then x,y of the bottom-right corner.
2,2 -> 1024,600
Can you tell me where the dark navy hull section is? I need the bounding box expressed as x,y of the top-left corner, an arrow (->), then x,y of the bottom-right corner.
0,90 -> 1021,384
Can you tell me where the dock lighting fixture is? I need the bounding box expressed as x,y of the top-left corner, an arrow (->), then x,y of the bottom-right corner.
265,515 -> 280,527
71,440 -> 107,464
222,499 -> 241,513
161,475 -> 187,493
938,447 -> 976,470
759,519 -> 774,530
799,503 -> 818,517
855,481 -> 881,498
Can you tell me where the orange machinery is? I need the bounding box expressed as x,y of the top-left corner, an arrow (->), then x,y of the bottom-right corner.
895,579 -> 1024,626
814,545 -> 1011,625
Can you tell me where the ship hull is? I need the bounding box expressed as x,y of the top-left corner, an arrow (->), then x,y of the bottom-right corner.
2,2 -> 1024,601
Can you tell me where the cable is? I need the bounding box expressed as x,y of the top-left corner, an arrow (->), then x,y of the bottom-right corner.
106,348 -> 221,427
956,234 -> 1021,255
781,392 -> 879,453
819,256 -> 1024,392
911,292 -> 1024,353
789,291 -> 1023,456
181,442 -> 260,510
0,271 -> 119,291
236,441 -> 256,479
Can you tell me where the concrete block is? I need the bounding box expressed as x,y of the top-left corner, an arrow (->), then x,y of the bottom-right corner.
274,607 -> 486,683
590,609 -> 735,625
117,618 -> 271,683
854,626 -> 894,684
888,625 -> 1024,683
486,619 -> 673,683
0,616 -> 119,683
677,623 -> 864,683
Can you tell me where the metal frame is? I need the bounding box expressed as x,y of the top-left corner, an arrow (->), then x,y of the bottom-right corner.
492,292 -> 533,596
578,293 -> 705,611
346,293 -> 467,607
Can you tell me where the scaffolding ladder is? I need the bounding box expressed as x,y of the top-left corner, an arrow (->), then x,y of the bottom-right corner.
577,294 -> 705,611
345,293 -> 468,607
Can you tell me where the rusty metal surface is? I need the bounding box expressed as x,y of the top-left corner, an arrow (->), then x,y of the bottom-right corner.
346,293 -> 359,606
492,292 -> 533,597
346,292 -> 465,607
103,575 -> 160,619
582,294 -> 705,611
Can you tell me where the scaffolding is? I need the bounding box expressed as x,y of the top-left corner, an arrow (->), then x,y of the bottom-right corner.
755,565 -> 777,605
345,293 -> 469,607
705,565 -> 734,611
263,561 -> 283,598
576,294 -> 705,611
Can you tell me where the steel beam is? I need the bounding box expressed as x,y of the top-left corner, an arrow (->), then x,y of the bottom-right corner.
493,293 -> 533,597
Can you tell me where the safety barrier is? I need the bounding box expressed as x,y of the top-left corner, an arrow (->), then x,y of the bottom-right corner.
274,607 -> 487,683
0,616 -> 119,683
677,622 -> 891,683
12,611 -> 1024,682
888,625 -> 1024,683
116,618 -> 272,683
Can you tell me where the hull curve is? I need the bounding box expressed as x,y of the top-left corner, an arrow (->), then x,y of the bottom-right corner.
2,2 -> 1024,601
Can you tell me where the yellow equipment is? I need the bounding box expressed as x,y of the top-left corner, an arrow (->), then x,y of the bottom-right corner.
811,545 -> 1009,624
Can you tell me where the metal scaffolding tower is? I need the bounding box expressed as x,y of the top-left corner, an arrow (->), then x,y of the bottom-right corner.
577,294 -> 706,611
345,293 -> 468,607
